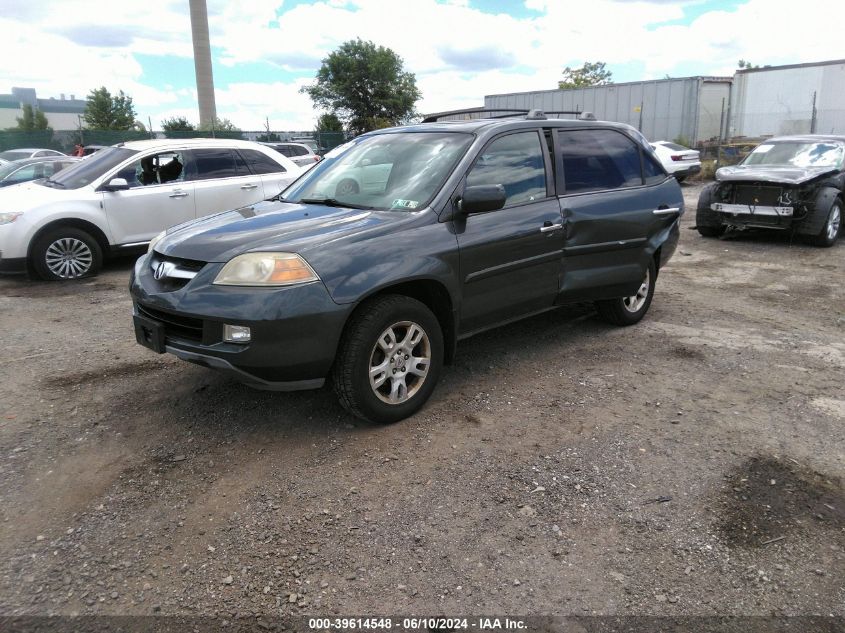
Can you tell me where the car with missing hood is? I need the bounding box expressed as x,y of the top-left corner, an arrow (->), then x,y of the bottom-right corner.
130,110 -> 684,423
695,135 -> 844,246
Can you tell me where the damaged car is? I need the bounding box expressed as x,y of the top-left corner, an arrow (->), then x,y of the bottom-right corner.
696,135 -> 843,246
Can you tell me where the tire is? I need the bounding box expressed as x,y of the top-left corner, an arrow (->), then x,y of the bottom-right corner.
805,196 -> 842,248
675,175 -> 686,183
333,295 -> 443,424
595,259 -> 656,326
31,227 -> 103,281
695,184 -> 725,238
335,178 -> 359,196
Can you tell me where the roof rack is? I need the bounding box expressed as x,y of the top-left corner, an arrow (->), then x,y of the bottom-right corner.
421,107 -> 583,123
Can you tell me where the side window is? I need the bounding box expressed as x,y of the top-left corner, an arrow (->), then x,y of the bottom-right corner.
240,149 -> 286,174
294,145 -> 309,156
643,150 -> 667,185
466,131 -> 547,207
189,148 -> 241,180
114,151 -> 186,188
558,129 -> 643,193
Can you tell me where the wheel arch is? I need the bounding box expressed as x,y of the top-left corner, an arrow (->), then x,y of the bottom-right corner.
28,218 -> 111,264
341,278 -> 458,365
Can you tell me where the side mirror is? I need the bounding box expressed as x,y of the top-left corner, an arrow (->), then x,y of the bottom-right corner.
101,177 -> 129,192
459,184 -> 507,215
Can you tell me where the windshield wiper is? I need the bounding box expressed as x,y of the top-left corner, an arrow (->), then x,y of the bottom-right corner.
298,197 -> 371,210
42,178 -> 66,188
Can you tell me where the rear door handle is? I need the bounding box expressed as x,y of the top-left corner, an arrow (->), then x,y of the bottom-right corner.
169,190 -> 188,198
653,207 -> 681,216
540,221 -> 563,233
241,184 -> 259,190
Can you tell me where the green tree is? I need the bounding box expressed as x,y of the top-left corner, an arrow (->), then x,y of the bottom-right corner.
256,132 -> 281,142
737,59 -> 759,70
83,87 -> 137,130
558,61 -> 613,90
315,112 -> 344,133
161,116 -> 196,132
301,39 -> 421,135
197,116 -> 244,139
13,104 -> 51,132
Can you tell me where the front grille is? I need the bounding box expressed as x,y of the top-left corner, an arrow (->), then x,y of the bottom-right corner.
137,304 -> 204,343
149,252 -> 207,291
733,184 -> 782,206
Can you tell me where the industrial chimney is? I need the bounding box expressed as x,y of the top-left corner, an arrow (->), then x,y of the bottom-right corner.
189,0 -> 217,128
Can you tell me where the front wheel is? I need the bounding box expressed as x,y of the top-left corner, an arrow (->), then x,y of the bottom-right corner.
808,199 -> 841,247
595,260 -> 656,326
31,227 -> 103,281
333,295 -> 443,424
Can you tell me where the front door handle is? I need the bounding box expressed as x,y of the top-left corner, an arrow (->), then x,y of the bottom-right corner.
241,184 -> 259,190
169,190 -> 188,198
653,207 -> 681,216
540,221 -> 564,233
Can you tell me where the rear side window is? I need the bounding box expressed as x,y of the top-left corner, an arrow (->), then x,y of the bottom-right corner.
189,148 -> 244,180
466,131 -> 547,207
293,145 -> 309,156
643,151 -> 667,185
240,149 -> 286,174
558,129 -> 643,193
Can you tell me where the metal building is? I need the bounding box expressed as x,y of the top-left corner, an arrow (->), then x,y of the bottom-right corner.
728,59 -> 845,138
485,77 -> 732,144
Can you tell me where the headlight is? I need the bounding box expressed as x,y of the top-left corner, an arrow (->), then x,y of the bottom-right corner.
213,252 -> 319,287
0,212 -> 23,225
148,230 -> 166,254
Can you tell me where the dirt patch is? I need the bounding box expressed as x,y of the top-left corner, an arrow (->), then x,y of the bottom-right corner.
717,456 -> 845,548
42,358 -> 173,389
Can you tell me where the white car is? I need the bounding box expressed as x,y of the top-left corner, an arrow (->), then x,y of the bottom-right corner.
650,141 -> 701,182
0,148 -> 66,161
0,138 -> 301,280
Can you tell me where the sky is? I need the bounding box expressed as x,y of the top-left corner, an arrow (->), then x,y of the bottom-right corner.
2,0 -> 844,131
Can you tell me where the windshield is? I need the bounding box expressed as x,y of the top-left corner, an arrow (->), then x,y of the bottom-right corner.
743,141 -> 845,169
0,162 -> 25,179
43,147 -> 137,189
0,150 -> 30,161
282,132 -> 474,211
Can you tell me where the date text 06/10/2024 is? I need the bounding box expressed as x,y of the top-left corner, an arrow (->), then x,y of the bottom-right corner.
307,617 -> 527,630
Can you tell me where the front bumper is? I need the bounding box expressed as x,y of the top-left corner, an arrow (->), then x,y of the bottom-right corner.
130,254 -> 352,390
710,202 -> 795,229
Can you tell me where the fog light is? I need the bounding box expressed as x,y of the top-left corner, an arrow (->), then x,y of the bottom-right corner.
223,324 -> 251,343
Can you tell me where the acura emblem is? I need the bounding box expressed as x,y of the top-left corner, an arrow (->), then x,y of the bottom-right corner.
154,261 -> 173,280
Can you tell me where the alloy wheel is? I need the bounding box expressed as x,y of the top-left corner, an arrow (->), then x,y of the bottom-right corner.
44,237 -> 93,279
368,320 -> 431,404
623,268 -> 651,313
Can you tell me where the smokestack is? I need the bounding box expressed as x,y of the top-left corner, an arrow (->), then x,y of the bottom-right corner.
189,0 -> 217,128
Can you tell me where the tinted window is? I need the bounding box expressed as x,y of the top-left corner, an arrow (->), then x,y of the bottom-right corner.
643,151 -> 667,185
466,131 -> 547,207
558,129 -> 643,193
190,148 -> 242,180
241,149 -> 286,174
292,145 -> 309,156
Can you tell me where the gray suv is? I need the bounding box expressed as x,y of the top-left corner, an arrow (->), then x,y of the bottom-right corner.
131,111 -> 683,423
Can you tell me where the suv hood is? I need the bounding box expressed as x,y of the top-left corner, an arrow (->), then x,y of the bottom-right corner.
716,164 -> 838,185
0,180 -> 91,212
157,199 -> 417,263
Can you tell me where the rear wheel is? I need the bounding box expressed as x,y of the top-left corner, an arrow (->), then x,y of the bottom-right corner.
336,178 -> 359,196
333,295 -> 443,424
31,227 -> 102,281
595,260 -> 656,326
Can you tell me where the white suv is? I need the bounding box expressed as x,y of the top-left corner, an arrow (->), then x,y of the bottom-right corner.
0,138 -> 301,280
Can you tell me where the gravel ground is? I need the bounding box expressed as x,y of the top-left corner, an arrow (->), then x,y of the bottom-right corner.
0,182 -> 843,620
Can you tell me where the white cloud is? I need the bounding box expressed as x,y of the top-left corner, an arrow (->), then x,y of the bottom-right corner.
3,0 -> 845,131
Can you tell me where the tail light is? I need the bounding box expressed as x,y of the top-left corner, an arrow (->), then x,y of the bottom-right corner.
671,155 -> 683,162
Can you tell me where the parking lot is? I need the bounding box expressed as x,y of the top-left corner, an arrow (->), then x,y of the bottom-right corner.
0,182 -> 843,617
